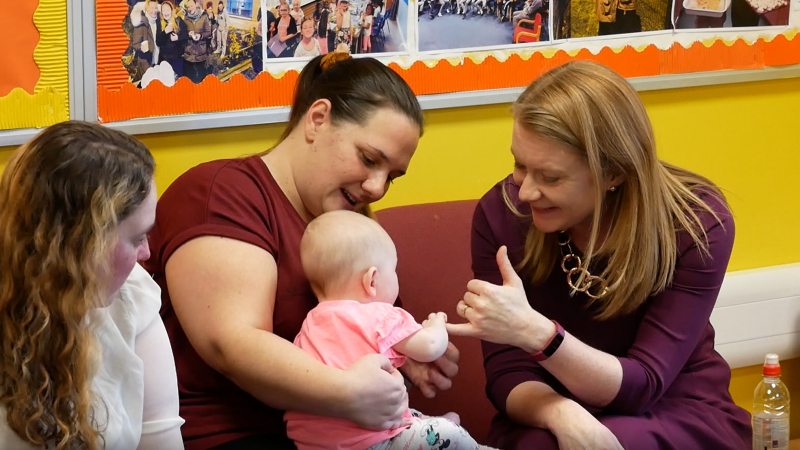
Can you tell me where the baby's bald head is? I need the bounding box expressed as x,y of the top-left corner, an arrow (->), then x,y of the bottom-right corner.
301,210 -> 397,300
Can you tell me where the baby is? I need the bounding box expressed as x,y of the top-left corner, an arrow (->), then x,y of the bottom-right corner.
285,210 -> 493,450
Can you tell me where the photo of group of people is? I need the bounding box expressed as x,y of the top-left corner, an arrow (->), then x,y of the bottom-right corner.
672,0 -> 789,29
121,0 -> 790,84
259,0 -> 407,58
553,0 -> 667,39
417,0 -> 788,52
556,0 -> 787,39
122,0 -> 410,84
122,0 -> 262,86
417,0 -> 551,52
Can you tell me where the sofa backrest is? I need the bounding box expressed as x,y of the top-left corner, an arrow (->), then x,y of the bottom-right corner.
376,199 -> 495,444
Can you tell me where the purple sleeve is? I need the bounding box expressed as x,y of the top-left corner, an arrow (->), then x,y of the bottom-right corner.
473,199 -> 555,413
607,196 -> 734,415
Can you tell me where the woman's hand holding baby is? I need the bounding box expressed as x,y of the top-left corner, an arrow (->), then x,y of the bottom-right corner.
400,343 -> 459,398
342,354 -> 409,430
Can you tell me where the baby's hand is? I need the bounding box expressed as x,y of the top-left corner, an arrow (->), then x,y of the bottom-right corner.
422,312 -> 447,328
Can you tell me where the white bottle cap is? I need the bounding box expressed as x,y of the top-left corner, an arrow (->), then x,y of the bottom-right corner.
763,353 -> 781,376
765,353 -> 780,365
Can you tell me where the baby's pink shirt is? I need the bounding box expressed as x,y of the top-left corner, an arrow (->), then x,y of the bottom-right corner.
285,300 -> 423,450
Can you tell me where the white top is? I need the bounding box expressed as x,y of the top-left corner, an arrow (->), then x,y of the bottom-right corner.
0,264 -> 184,450
362,15 -> 373,35
149,20 -> 160,65
294,38 -> 322,57
291,9 -> 305,26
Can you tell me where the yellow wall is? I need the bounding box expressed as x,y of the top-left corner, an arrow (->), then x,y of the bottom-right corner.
2,76 -> 799,436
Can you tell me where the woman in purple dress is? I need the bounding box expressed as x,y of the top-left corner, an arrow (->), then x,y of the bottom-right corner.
446,61 -> 751,449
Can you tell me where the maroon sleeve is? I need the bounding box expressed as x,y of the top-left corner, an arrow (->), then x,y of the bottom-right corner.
150,159 -> 278,272
607,195 -> 734,415
472,194 -> 555,414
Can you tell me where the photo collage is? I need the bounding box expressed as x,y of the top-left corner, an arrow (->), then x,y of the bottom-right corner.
120,0 -> 791,86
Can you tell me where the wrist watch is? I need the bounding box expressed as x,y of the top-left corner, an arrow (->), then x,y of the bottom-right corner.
530,320 -> 565,362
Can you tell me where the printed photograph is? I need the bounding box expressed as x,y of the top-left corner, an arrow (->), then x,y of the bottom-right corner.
671,0 -> 788,29
261,0 -> 409,59
417,0 -> 551,52
122,0 -> 263,87
552,0 -> 669,39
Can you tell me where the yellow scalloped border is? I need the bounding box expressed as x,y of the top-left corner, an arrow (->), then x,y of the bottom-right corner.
0,87 -> 69,129
0,0 -> 69,131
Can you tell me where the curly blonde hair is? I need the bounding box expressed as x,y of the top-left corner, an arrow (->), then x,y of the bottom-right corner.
0,121 -> 155,448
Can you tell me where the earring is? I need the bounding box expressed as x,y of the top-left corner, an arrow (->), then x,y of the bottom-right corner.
609,186 -> 617,192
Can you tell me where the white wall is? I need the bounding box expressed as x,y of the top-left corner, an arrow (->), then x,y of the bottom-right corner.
712,263 -> 800,369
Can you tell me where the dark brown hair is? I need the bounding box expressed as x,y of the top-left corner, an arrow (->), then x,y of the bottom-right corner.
278,55 -> 424,143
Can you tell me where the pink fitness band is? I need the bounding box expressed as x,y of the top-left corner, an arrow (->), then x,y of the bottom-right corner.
530,320 -> 565,362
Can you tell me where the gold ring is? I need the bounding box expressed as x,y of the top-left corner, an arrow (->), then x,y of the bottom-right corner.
461,305 -> 469,315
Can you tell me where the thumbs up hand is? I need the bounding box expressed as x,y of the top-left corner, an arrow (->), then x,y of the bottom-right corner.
446,246 -> 552,353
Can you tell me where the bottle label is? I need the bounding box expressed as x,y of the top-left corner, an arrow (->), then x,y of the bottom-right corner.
753,415 -> 789,450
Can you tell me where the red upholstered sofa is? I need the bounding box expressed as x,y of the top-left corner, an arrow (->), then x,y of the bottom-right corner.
375,199 -> 496,445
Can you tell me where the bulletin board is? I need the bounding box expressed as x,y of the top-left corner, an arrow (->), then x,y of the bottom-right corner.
0,0 -> 70,131
87,0 -> 800,130
1,0 -> 799,144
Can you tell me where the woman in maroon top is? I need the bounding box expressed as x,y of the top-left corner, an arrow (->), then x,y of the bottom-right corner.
143,53 -> 459,450
447,61 -> 751,449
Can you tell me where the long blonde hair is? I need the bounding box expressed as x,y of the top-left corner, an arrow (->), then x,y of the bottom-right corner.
160,0 -> 180,34
510,61 -> 725,319
0,121 -> 155,448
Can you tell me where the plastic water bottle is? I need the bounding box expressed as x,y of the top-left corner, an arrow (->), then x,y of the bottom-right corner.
752,353 -> 790,450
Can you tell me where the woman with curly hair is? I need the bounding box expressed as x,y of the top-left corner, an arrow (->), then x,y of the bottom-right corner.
0,121 -> 184,449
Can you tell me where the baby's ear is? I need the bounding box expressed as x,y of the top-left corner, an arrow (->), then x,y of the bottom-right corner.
361,267 -> 379,297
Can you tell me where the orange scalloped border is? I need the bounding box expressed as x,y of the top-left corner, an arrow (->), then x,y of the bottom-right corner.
96,0 -> 800,123
97,0 -> 131,91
